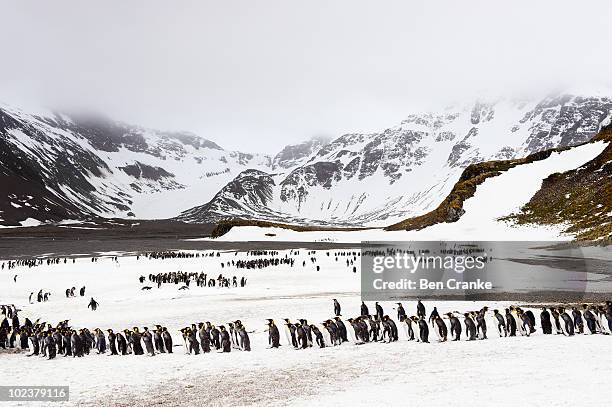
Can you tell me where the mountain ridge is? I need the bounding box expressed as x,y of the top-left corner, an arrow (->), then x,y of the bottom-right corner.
1,92 -> 611,228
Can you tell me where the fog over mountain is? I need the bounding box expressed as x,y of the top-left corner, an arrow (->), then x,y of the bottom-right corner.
1,1 -> 612,153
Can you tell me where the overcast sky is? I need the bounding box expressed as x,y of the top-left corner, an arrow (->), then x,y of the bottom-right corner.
1,1 -> 611,153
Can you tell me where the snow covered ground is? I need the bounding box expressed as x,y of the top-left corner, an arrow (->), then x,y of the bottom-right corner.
1,250 -> 610,407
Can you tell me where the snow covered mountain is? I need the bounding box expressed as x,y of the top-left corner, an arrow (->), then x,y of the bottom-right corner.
0,105 -> 271,226
2,92 -> 611,228
178,93 -> 612,226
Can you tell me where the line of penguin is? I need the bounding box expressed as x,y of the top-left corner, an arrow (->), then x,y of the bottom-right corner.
275,300 -> 612,347
3,299 -> 610,360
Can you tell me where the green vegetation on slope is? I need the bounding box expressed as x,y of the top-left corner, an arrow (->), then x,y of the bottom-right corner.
501,127 -> 612,241
385,148 -> 564,231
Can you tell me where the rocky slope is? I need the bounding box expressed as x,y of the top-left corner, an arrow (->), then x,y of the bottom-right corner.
501,127 -> 612,241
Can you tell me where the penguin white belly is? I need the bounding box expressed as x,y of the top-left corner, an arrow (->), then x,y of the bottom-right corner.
321,327 -> 332,346
347,326 -> 356,343
513,313 -> 525,335
284,326 -> 292,345
402,323 -> 410,340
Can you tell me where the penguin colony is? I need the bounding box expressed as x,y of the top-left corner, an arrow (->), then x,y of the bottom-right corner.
1,299 -> 610,360
1,250 -> 610,360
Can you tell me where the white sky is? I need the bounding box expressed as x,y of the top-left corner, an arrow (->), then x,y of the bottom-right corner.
1,1 -> 611,153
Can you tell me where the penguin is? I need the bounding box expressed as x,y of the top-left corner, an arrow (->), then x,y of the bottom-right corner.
558,307 -> 574,336
311,325 -> 325,348
107,329 -> 118,355
503,308 -> 515,336
399,315 -> 415,341
396,303 -> 407,322
525,310 -> 536,332
428,307 -> 439,327
267,319 -> 280,348
386,316 -> 399,342
295,323 -> 308,349
447,313 -> 461,341
131,328 -> 144,355
582,305 -> 597,334
210,325 -> 220,350
367,316 -> 379,341
161,327 -> 173,353
219,326 -> 231,352
179,328 -> 190,354
357,318 -> 370,343
361,301 -> 369,316
95,329 -> 107,354
333,299 -> 341,316
599,305 -> 612,334
235,320 -> 251,351
540,308 -> 552,334
476,307 -> 488,339
116,332 -> 128,355
464,313 -> 477,340
70,330 -> 82,357
380,316 -> 393,342
550,307 -> 563,335
29,331 -> 40,356
142,327 -> 155,356
493,310 -> 507,337
299,319 -> 313,347
334,317 -> 348,342
375,302 -> 384,320
198,322 -> 210,353
325,320 -> 341,345
517,310 -> 534,336
228,323 -> 237,349
416,316 -> 429,343
416,300 -> 426,318
61,331 -> 71,356
283,319 -> 298,348
346,318 -> 360,343
153,326 -> 165,353
46,333 -> 56,360
433,315 -> 448,342
20,330 -> 29,351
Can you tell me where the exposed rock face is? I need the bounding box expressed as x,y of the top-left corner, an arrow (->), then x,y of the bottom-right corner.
272,136 -> 330,169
